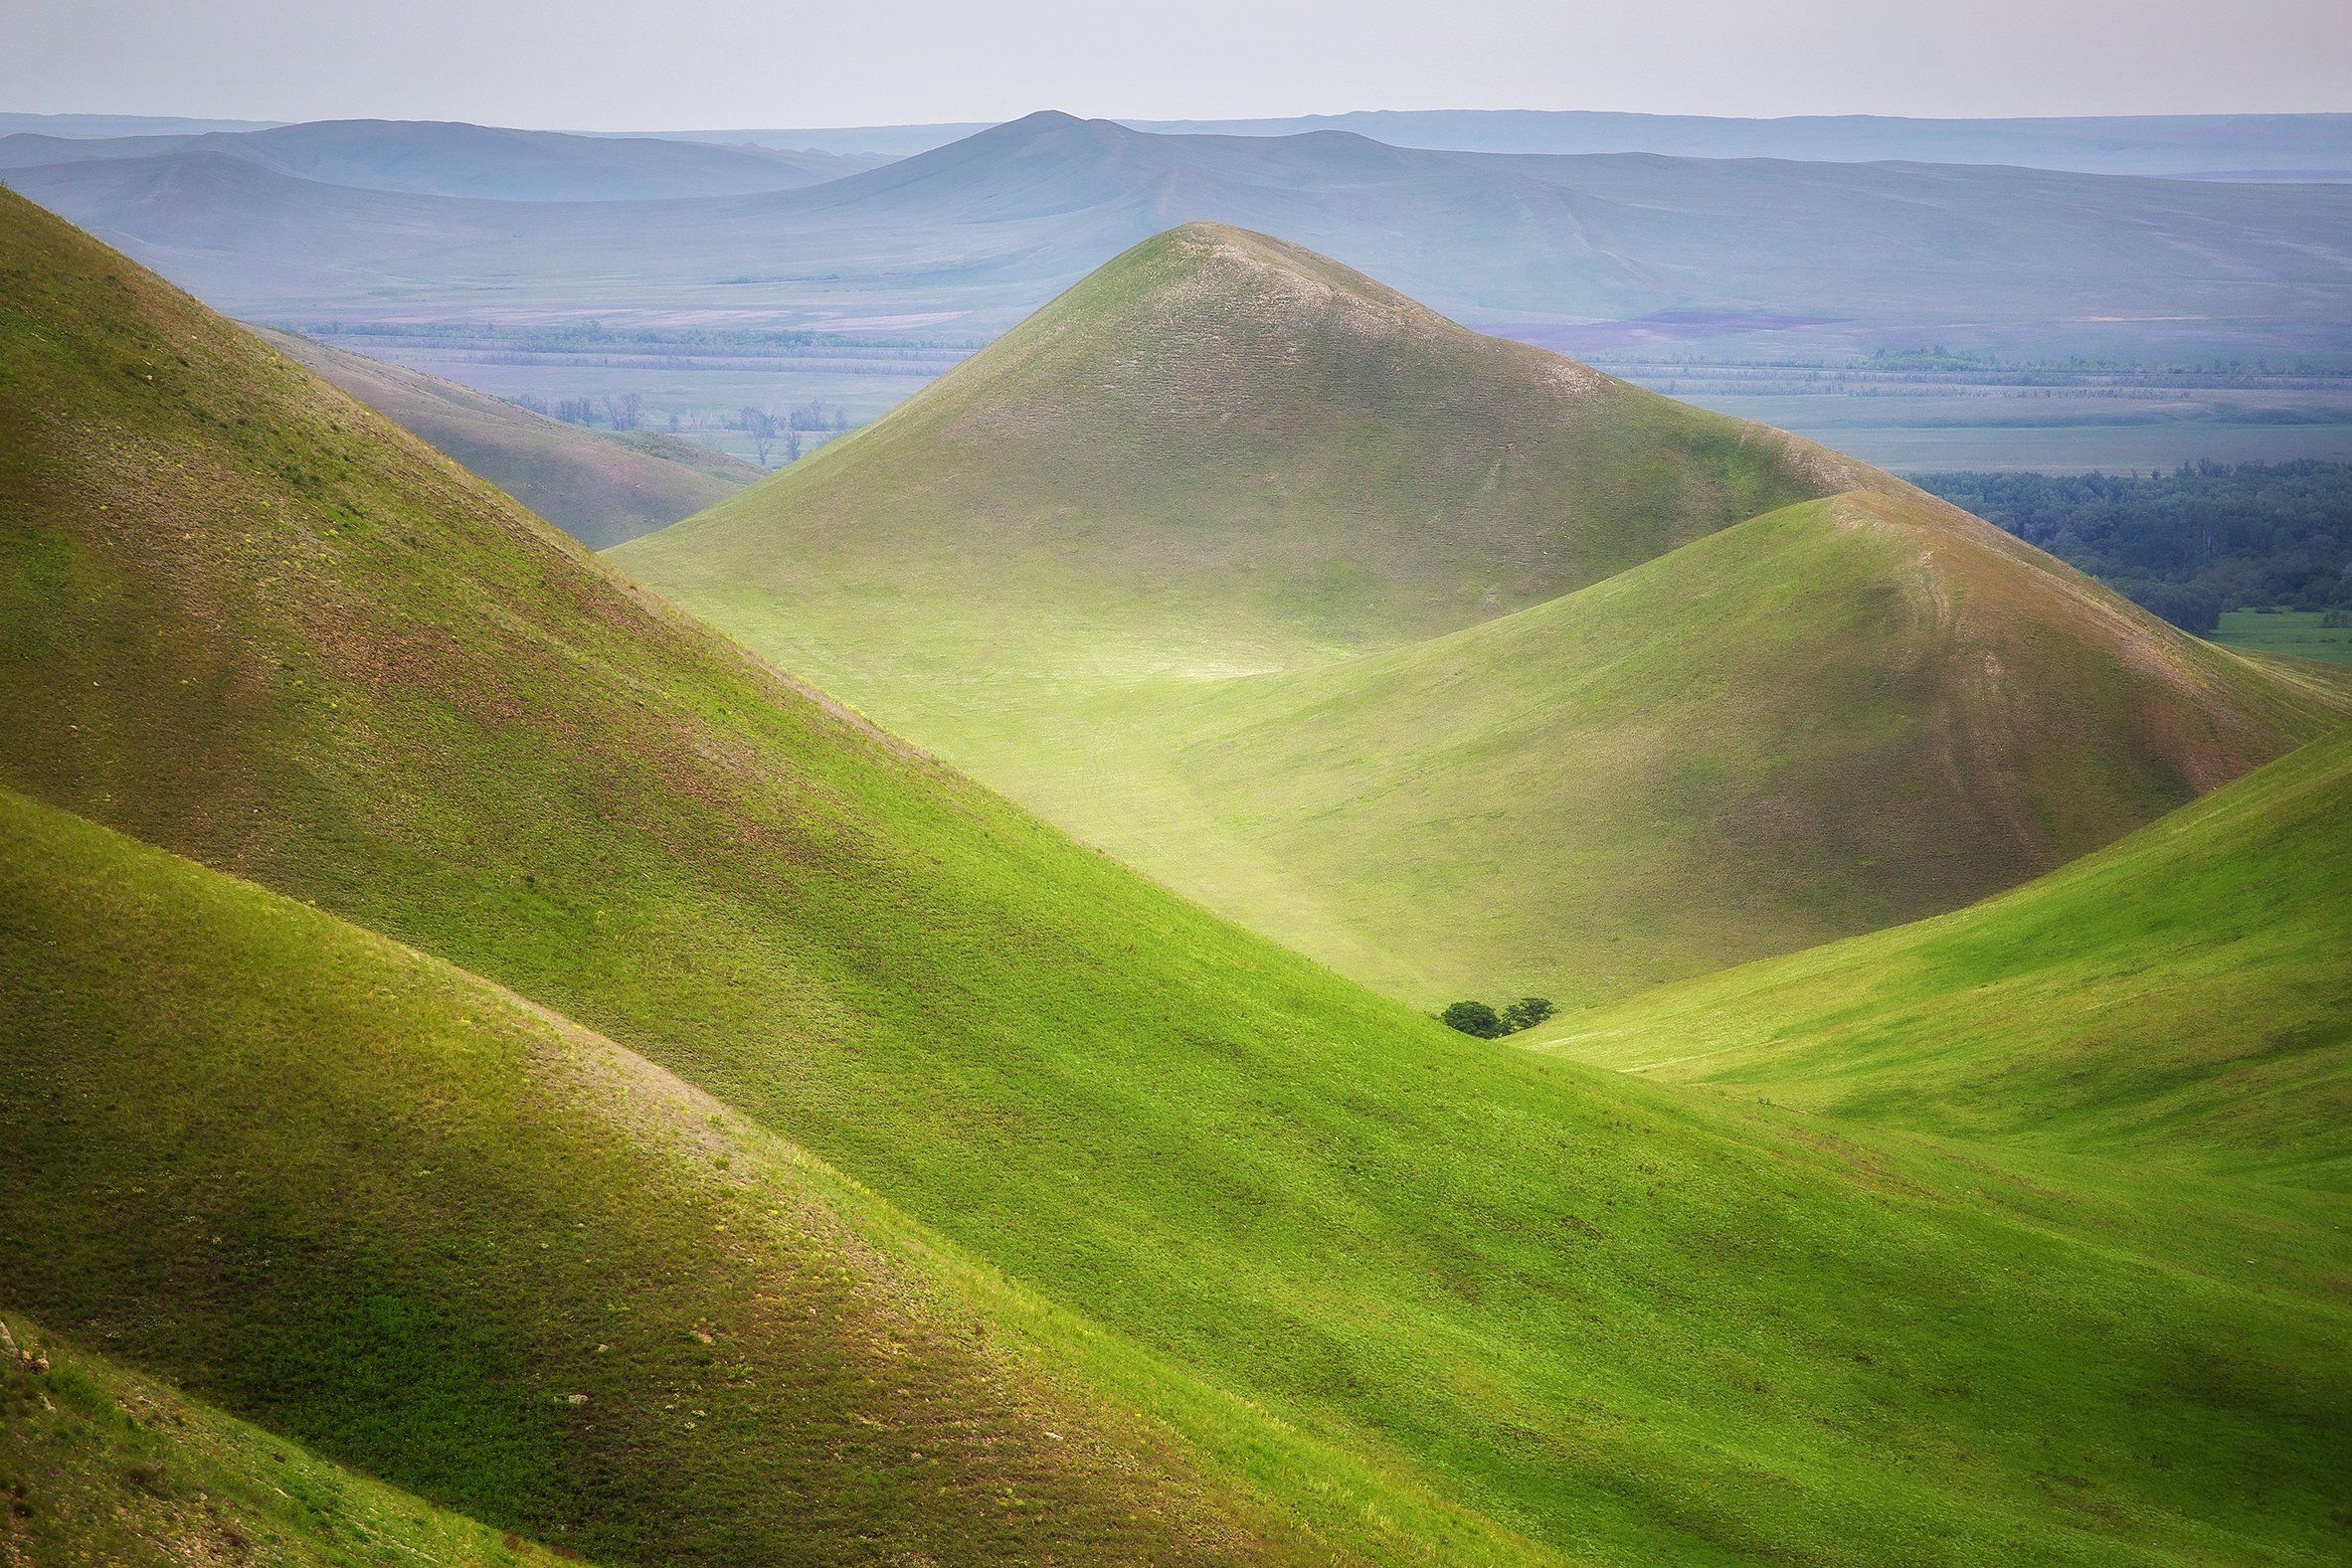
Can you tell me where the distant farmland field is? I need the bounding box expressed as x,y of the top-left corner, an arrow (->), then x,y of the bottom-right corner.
2214,609 -> 2352,665
303,318 -> 2352,475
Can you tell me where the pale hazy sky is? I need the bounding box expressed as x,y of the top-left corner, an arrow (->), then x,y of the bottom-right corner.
5,0 -> 2349,129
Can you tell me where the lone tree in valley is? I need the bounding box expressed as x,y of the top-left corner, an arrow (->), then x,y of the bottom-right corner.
1440,1000 -> 1507,1039
1502,996 -> 1556,1032
1441,996 -> 1556,1038
740,407 -> 779,466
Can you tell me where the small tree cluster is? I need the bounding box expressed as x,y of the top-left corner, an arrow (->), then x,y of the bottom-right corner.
1438,996 -> 1555,1039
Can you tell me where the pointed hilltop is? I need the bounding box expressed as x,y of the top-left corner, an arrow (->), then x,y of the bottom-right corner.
625,221 -> 1892,654
9,190 -> 2352,1562
618,225 -> 2345,1005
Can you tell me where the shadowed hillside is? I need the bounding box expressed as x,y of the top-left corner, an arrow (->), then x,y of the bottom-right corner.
620,227 -> 2346,1005
0,1309 -> 567,1567
256,327 -> 760,547
9,189 -> 2352,1564
0,788 -> 1261,1564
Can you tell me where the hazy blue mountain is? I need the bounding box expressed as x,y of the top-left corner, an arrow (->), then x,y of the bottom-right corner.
646,122 -> 995,156
0,111 -> 279,137
0,118 -> 888,200
1131,110 -> 2352,180
17,108 -> 2350,179
655,109 -> 2352,180
9,111 -> 2347,362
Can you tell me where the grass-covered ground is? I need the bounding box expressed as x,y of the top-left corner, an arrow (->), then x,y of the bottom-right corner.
10,190 -> 2352,1563
0,786 -> 1263,1564
620,225 -> 2344,1007
1539,724 -> 2352,1189
0,1311 -> 566,1567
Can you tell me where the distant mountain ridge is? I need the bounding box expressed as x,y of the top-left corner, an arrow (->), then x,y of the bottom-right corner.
0,117 -> 889,200
14,106 -> 2349,180
9,109 -> 2346,359
649,108 -> 2352,179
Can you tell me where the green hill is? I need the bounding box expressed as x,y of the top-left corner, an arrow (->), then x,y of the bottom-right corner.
254,326 -> 760,547
9,189 -> 2352,1563
0,1310 -> 564,1567
1538,722 -> 2352,1188
617,226 -> 2344,1005
622,222 -> 1895,661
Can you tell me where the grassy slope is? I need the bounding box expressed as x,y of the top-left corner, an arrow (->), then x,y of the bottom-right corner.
1045,491 -> 2349,1005
619,226 -> 2341,1005
1538,724 -> 2352,1188
255,326 -> 760,548
0,787 -> 1263,1565
9,190 -> 2352,1562
0,1311 -> 565,1568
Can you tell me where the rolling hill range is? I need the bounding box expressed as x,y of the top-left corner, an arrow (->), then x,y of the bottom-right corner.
0,117 -> 888,199
254,326 -> 761,546
10,188 -> 2352,1563
6,110 -> 2347,362
1538,719 -> 2352,1189
617,224 -> 2349,1007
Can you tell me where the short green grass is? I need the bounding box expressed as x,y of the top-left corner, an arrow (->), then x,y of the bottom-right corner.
0,1311 -> 564,1567
1539,724 -> 2352,1189
9,192 -> 2352,1563
2213,609 -> 2352,667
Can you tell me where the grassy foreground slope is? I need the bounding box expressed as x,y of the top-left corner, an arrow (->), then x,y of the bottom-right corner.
1075,491 -> 2350,1004
0,787 -> 1256,1564
621,227 -> 2342,1004
9,190 -> 2352,1562
0,1311 -> 563,1568
255,327 -> 760,547
1539,724 -> 2352,1188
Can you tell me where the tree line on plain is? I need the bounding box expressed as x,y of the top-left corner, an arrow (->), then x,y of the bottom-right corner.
1918,459 -> 2352,632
